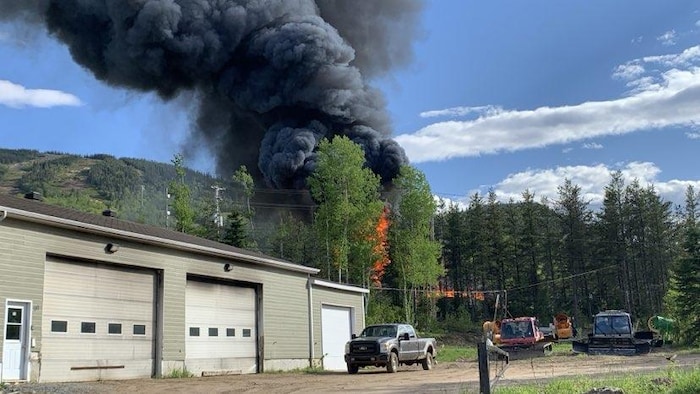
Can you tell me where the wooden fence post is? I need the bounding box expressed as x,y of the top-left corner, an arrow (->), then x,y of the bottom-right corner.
477,340 -> 490,394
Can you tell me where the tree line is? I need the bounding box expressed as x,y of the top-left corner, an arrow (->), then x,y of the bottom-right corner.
164,138 -> 697,345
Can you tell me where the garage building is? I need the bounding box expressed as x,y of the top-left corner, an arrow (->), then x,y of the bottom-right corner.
0,193 -> 367,382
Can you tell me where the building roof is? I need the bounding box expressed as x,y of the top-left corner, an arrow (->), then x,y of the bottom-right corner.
0,193 -> 319,274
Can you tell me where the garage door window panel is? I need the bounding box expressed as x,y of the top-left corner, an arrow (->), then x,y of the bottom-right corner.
133,324 -> 146,336
51,320 -> 68,333
108,323 -> 122,335
189,327 -> 200,337
209,328 -> 218,337
81,322 -> 96,334
226,328 -> 235,337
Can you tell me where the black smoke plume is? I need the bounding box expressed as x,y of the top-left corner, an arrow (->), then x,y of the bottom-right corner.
2,0 -> 423,189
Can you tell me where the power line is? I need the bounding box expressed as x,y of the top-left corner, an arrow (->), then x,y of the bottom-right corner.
506,264 -> 618,293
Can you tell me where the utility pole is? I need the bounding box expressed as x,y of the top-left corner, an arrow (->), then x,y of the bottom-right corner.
165,187 -> 171,228
212,185 -> 226,236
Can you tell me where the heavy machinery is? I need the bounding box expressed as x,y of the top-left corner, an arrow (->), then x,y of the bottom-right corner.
572,310 -> 660,355
482,319 -> 501,343
648,315 -> 674,345
497,316 -> 552,357
553,313 -> 574,340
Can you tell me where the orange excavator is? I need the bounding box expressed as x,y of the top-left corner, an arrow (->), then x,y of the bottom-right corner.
553,313 -> 574,340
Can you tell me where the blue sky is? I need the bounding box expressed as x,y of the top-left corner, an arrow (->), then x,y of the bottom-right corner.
2,1 -> 700,210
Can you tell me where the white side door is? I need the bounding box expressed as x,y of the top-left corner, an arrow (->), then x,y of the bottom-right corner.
2,301 -> 30,381
320,305 -> 352,371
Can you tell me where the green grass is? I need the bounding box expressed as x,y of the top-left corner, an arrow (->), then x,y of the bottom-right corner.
438,340 -> 574,363
439,344 -> 478,362
163,368 -> 194,379
492,366 -> 700,394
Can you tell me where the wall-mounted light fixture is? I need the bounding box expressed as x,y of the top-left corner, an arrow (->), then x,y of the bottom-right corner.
223,263 -> 232,272
105,243 -> 120,254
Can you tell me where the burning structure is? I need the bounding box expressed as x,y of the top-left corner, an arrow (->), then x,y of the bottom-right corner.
3,0 -> 424,190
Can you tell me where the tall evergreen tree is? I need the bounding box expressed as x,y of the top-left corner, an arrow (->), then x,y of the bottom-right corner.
519,190 -> 545,316
221,209 -> 251,248
555,179 -> 593,323
595,171 -> 630,312
624,180 -> 673,317
667,186 -> 700,345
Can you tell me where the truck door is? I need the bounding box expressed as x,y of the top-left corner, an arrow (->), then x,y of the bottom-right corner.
400,325 -> 419,360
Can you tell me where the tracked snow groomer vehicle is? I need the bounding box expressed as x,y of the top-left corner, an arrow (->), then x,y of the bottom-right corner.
497,316 -> 552,357
572,310 -> 659,355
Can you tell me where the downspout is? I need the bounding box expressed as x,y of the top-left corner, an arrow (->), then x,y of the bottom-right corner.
307,275 -> 315,367
0,209 -> 7,223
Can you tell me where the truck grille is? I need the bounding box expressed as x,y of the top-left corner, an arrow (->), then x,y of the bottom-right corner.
350,341 -> 378,354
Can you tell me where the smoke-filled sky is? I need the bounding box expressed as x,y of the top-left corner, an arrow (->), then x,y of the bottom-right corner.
2,0 -> 700,208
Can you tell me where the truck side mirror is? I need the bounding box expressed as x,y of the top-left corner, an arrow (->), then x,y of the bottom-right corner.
351,334 -> 357,339
402,333 -> 409,341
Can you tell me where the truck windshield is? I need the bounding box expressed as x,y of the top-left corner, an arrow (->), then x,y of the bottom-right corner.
360,325 -> 397,338
594,316 -> 631,335
500,321 -> 533,339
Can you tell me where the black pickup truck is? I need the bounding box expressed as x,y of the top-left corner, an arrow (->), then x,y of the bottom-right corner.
344,323 -> 437,374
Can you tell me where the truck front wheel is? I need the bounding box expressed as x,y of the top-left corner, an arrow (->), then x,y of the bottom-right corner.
386,352 -> 399,373
347,363 -> 359,374
421,352 -> 434,370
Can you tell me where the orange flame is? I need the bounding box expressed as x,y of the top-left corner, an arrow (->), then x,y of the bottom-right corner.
370,206 -> 390,286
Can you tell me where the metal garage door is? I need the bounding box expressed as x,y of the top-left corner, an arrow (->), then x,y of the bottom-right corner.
321,305 -> 352,371
185,280 -> 257,375
41,258 -> 156,382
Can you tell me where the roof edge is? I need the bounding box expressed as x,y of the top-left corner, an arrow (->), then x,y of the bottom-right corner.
1,206 -> 320,275
311,278 -> 369,294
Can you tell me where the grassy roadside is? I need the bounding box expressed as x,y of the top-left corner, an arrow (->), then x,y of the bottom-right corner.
491,366 -> 700,394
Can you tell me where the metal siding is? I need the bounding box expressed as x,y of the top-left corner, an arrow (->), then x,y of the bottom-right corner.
0,220 -> 47,362
312,286 -> 365,359
261,273 -> 309,360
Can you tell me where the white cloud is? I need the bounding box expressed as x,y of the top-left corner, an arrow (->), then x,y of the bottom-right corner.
582,142 -> 603,149
657,30 -> 677,46
397,45 -> 700,163
686,131 -> 700,139
641,45 -> 700,67
0,80 -> 82,108
612,63 -> 645,80
476,162 -> 699,208
420,105 -> 503,118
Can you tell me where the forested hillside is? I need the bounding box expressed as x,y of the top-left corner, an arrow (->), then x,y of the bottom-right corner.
0,148 -> 236,229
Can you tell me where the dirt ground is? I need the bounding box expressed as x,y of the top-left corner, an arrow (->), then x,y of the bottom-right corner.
6,350 -> 699,394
